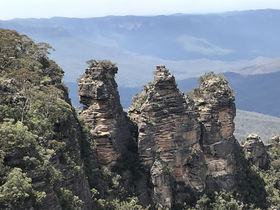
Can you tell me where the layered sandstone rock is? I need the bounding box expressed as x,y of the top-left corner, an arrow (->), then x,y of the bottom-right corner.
243,134 -> 269,169
78,63 -> 260,208
78,60 -> 132,167
78,60 -> 151,206
186,72 -> 239,191
129,66 -> 206,208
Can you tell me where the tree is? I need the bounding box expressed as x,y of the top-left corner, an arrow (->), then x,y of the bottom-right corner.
0,168 -> 45,207
0,119 -> 37,150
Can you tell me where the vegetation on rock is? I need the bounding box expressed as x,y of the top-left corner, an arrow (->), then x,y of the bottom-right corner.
0,29 -> 92,209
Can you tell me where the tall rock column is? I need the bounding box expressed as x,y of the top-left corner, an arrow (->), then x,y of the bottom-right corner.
78,60 -> 152,207
129,66 -> 206,208
186,72 -> 239,191
78,60 -> 132,166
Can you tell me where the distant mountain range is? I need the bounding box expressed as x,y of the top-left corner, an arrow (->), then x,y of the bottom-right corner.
1,9 -> 280,87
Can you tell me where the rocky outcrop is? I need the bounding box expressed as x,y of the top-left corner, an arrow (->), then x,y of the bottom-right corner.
78,60 -> 152,206
79,60 -> 133,167
129,66 -> 206,208
270,135 -> 280,144
187,72 -> 239,191
243,134 -> 269,169
3,28 -> 273,210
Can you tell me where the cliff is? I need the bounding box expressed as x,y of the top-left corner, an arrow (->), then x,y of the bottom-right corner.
0,29 -> 92,209
186,72 -> 239,191
0,28 -> 279,210
78,60 -> 132,167
129,66 -> 206,208
78,60 -> 151,207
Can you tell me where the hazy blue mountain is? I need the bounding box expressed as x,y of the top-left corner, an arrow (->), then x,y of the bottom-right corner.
1,9 -> 280,87
2,10 -> 280,60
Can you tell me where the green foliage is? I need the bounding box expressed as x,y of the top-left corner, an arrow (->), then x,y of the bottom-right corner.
234,148 -> 267,209
0,29 -> 63,84
251,141 -> 280,208
188,72 -> 235,103
189,194 -> 211,210
0,168 -> 32,204
25,87 -> 74,139
62,152 -> 81,174
58,187 -> 83,210
210,192 -> 244,210
0,168 -> 45,206
0,151 -> 8,178
131,93 -> 148,110
78,115 -> 97,151
86,59 -> 116,69
0,29 -> 83,209
198,72 -> 226,85
187,192 -> 247,210
89,163 -> 147,210
0,119 -> 37,150
99,197 -> 148,210
48,165 -> 63,185
92,191 -> 147,210
23,156 -> 41,170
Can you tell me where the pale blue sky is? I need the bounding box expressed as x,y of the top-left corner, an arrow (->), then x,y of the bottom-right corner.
1,0 -> 280,20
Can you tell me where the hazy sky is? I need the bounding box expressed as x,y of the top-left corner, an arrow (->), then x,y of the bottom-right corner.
1,0 -> 280,20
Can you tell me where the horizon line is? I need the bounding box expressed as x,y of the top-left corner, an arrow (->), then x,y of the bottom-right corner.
0,8 -> 278,21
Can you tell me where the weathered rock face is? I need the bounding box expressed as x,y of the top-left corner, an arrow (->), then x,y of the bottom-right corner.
243,134 -> 270,169
186,72 -> 239,191
129,66 -> 206,208
78,60 -> 151,206
79,60 -> 132,167
150,159 -> 173,209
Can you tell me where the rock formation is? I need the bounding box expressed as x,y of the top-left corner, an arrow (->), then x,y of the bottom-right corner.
186,72 -> 240,191
129,66 -> 207,208
78,60 -> 152,206
243,134 -> 270,169
1,28 -> 275,209
78,60 -> 133,167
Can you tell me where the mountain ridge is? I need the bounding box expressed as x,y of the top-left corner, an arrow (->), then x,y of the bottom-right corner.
1,9 -> 280,86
